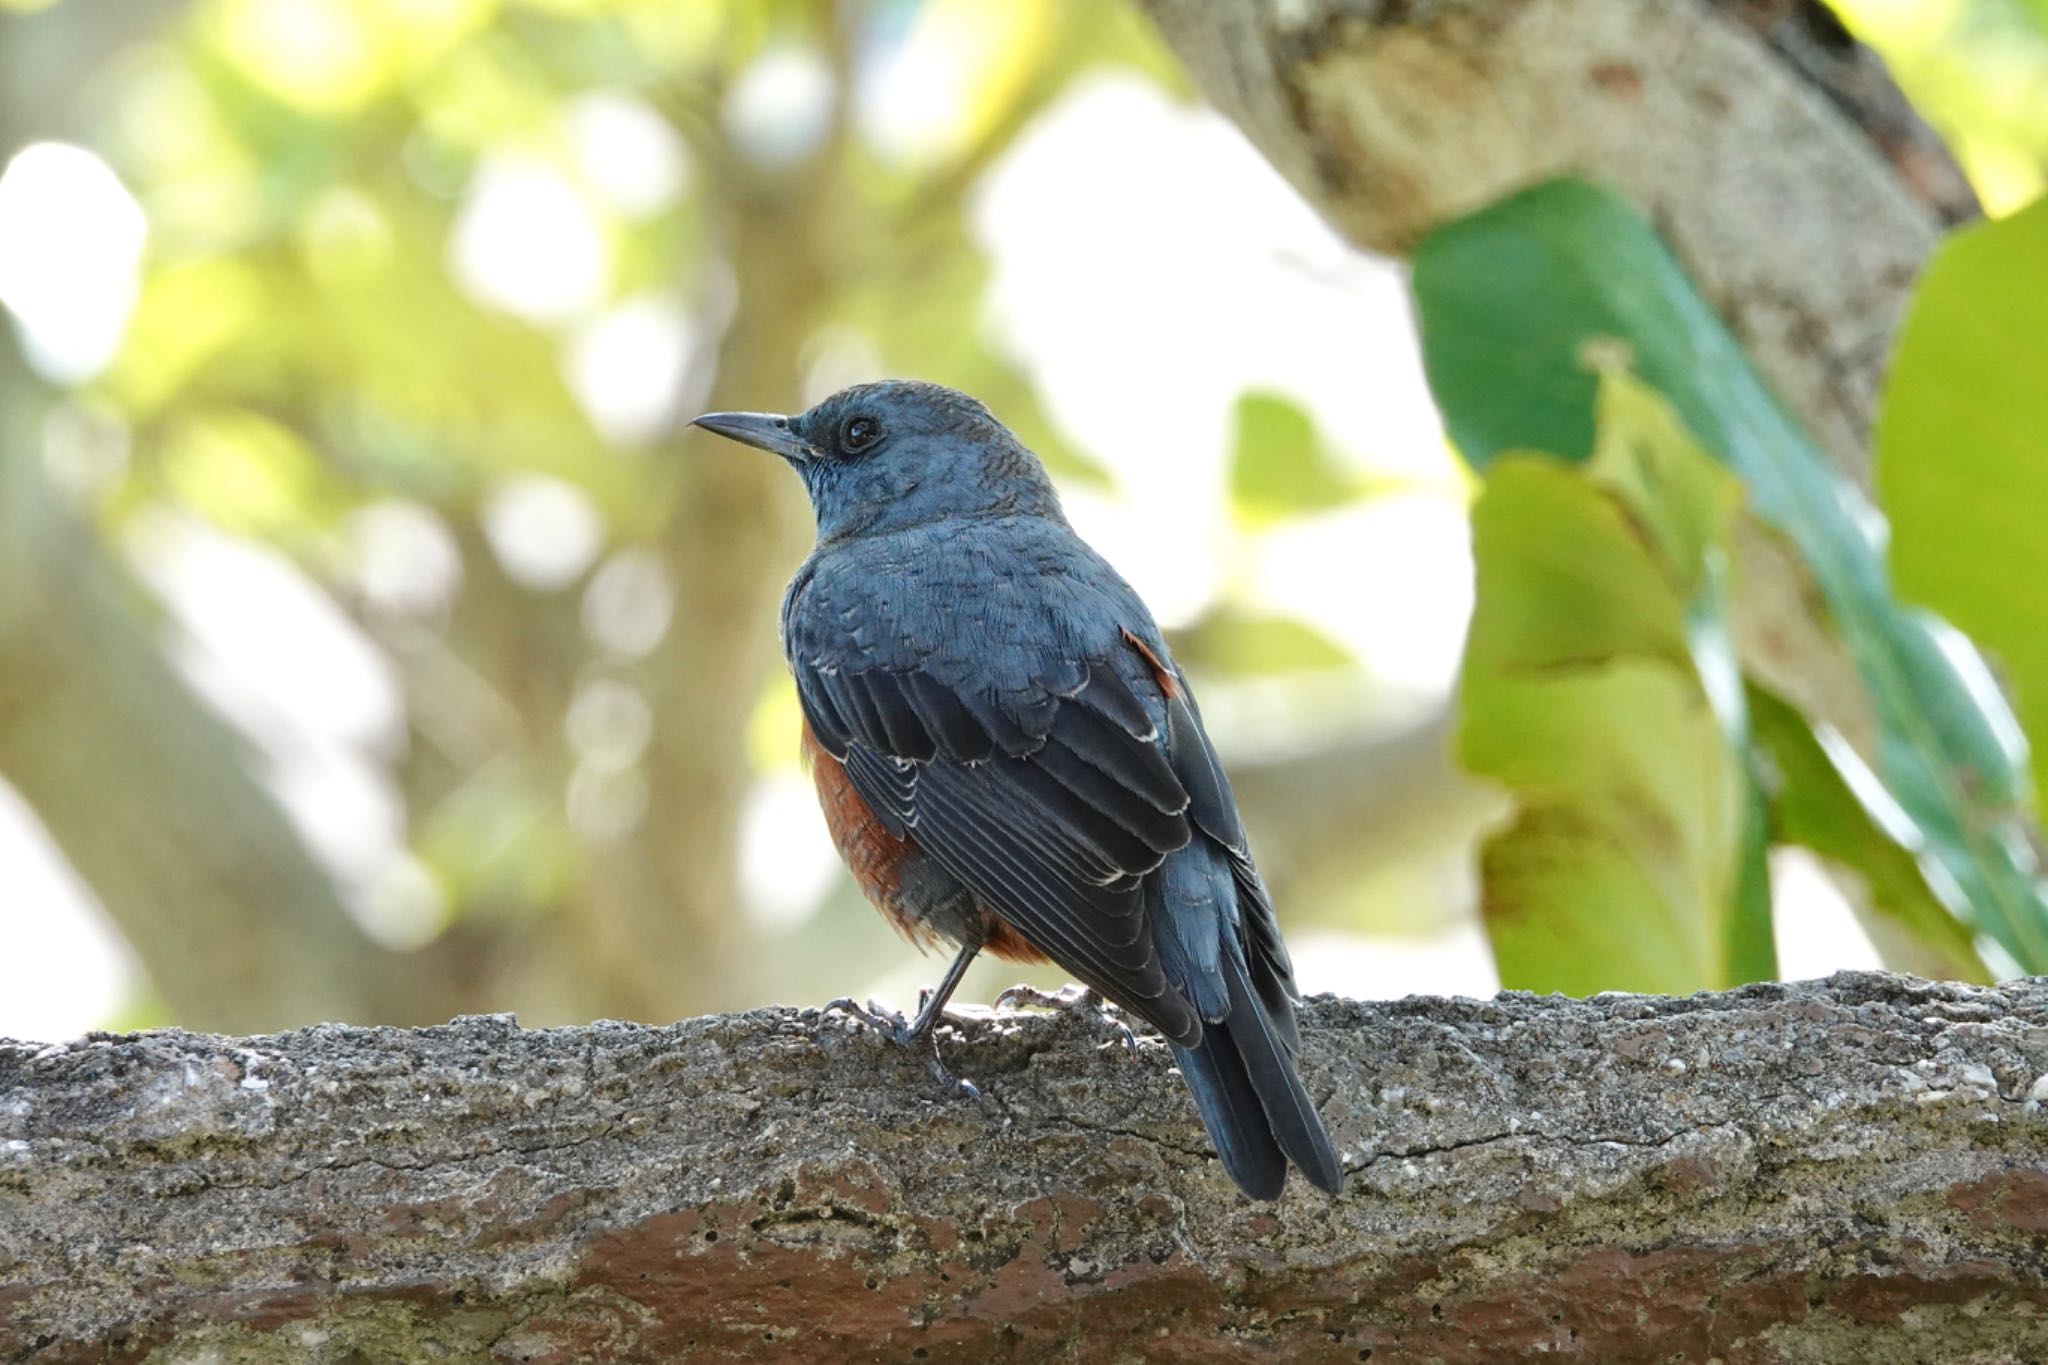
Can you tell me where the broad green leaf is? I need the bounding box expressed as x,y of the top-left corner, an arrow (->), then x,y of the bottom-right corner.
1748,685 -> 1993,983
1459,376 -> 1773,994
1416,177 -> 2048,975
1586,380 -> 1775,984
1876,196 -> 2048,811
1227,391 -> 1362,524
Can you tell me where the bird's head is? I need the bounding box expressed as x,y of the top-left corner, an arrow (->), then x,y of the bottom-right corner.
691,380 -> 1065,542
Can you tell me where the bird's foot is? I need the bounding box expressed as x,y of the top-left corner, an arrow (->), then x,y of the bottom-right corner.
994,984 -> 1140,1053
823,995 -> 913,1043
905,984 -> 982,1099
920,1043 -> 980,1101
994,982 -> 1094,1012
822,995 -> 981,1101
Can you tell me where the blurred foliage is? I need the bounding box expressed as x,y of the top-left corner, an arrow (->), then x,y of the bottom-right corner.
4,0 -> 2048,1034
7,0 -> 1446,1034
1877,197 -> 2048,809
1226,391 -> 1369,526
1420,178 -> 2048,988
1170,604 -> 1352,679
1838,0 -> 2048,215
1460,375 -> 1773,994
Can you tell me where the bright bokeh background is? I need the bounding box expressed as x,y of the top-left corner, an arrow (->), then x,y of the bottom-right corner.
0,0 -> 2038,1040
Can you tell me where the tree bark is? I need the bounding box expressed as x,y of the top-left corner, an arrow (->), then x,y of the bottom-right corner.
1130,0 -> 1976,486
6,973 -> 2048,1362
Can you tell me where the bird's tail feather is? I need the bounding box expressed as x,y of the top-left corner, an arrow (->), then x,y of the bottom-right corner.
1170,950 -> 1344,1198
1170,1032 -> 1287,1199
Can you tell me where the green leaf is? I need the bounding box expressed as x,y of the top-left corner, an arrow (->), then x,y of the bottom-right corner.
1168,607 -> 1353,677
1227,391 -> 1362,524
1416,177 -> 2048,975
1748,685 -> 1993,984
1584,381 -> 1774,985
1876,196 -> 2048,813
1459,375 -> 1773,994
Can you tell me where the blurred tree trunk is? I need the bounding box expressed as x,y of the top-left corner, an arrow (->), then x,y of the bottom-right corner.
462,14 -> 854,1025
0,373 -> 420,1030
544,160 -> 829,1022
0,3 -> 433,1032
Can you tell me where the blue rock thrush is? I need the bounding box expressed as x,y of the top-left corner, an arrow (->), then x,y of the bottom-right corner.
693,380 -> 1344,1199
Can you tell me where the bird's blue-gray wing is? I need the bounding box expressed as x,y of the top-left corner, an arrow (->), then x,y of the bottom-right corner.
795,639 -> 1205,1044
788,536 -> 1338,1193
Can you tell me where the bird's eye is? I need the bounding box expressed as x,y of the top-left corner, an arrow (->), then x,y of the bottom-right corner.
840,416 -> 882,453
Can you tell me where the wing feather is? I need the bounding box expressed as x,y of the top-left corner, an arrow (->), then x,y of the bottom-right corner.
903,670 -> 993,761
1072,659 -> 1159,740
1051,704 -> 1186,815
801,649 -> 1202,1043
1031,740 -> 1187,858
784,527 -> 1336,1194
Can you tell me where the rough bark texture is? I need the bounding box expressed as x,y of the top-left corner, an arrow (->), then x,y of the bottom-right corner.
1131,0 -> 1976,485
7,973 -> 2048,1362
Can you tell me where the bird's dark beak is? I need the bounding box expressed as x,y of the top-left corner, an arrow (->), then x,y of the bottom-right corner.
690,410 -> 816,463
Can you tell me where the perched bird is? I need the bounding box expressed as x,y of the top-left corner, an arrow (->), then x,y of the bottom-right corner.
693,381 -> 1343,1200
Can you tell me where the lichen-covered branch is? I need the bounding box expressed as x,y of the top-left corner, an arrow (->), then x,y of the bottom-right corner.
6,974 -> 2048,1362
1131,0 -> 1976,484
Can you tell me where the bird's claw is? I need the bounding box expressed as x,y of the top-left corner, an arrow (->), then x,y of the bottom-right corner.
994,982 -> 1094,1012
823,995 -> 981,1101
823,995 -> 913,1045
928,1052 -> 980,1101
994,984 -> 1141,1053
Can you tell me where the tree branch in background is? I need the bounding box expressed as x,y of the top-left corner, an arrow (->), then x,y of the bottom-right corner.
1230,706 -> 1502,927
6,974 -> 2048,1359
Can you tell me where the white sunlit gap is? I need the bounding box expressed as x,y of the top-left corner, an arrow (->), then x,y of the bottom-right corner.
450,155 -> 607,326
970,72 -> 1464,659
0,142 -> 148,384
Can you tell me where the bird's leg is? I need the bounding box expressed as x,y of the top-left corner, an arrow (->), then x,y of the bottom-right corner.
825,940 -> 983,1100
902,940 -> 981,1098
900,938 -> 979,1044
994,983 -> 1140,1052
